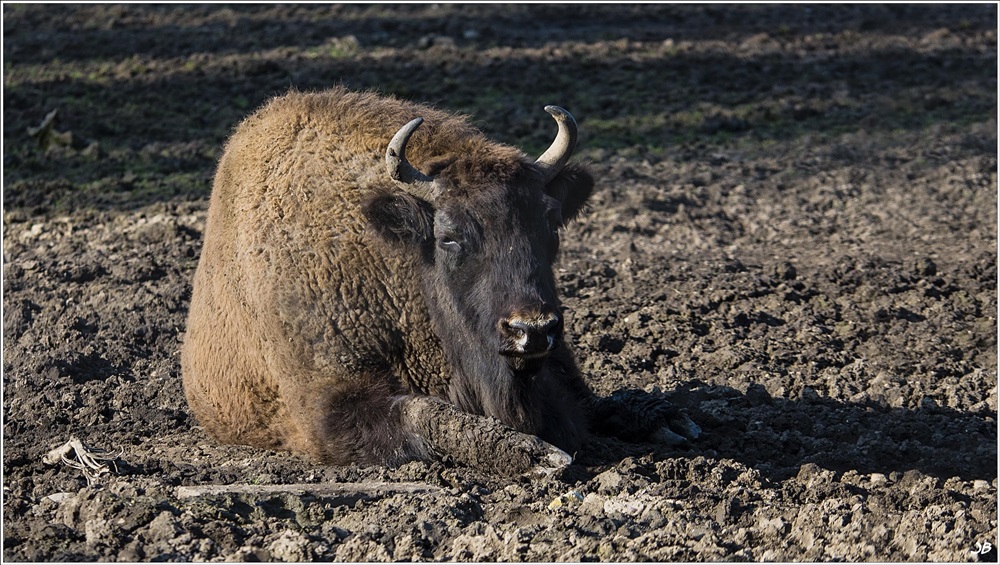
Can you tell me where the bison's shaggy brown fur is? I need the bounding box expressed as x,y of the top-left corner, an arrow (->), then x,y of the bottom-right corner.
182,87 -> 699,474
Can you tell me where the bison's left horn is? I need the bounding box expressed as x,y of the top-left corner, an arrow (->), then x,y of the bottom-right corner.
386,117 -> 436,195
534,105 -> 578,184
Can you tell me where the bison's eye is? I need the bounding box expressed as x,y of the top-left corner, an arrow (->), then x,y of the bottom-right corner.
437,237 -> 462,253
543,196 -> 564,228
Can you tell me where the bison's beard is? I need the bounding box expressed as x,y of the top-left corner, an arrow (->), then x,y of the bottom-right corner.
420,280 -> 565,440
506,353 -> 550,374
443,333 -> 546,437
440,322 -> 586,454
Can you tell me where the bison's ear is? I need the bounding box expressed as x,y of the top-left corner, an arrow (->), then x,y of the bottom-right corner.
363,192 -> 434,246
544,163 -> 594,224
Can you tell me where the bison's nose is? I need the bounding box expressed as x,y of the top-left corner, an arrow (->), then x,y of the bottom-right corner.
500,311 -> 562,358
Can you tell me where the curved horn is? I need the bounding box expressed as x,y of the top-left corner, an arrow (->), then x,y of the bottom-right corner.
385,117 -> 436,197
534,105 -> 578,184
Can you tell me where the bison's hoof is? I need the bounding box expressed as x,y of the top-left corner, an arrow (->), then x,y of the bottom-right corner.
529,444 -> 573,477
590,388 -> 703,445
651,414 -> 702,445
522,436 -> 573,476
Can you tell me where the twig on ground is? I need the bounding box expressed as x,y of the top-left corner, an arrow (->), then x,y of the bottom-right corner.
175,481 -> 444,502
43,437 -> 123,486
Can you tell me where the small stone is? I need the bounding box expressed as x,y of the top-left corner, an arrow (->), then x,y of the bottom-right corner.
45,492 -> 74,504
548,489 -> 584,509
603,494 -> 646,517
580,493 -> 606,515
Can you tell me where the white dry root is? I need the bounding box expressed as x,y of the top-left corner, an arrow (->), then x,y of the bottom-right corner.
175,481 -> 444,500
43,437 -> 123,485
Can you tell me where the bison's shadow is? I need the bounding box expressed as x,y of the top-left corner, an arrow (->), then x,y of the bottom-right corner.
571,381 -> 997,484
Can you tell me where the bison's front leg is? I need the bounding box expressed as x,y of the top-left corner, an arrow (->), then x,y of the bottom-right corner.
586,389 -> 702,446
399,396 -> 572,476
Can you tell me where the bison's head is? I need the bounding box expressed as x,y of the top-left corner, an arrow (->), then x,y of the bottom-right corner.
364,107 -> 593,377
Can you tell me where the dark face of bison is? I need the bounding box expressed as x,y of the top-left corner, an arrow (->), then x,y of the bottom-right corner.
425,162 -> 593,370
364,108 -> 593,412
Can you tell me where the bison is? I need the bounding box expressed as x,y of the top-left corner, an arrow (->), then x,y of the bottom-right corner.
181,87 -> 700,475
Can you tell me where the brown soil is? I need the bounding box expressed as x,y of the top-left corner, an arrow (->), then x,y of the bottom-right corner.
3,4 -> 997,562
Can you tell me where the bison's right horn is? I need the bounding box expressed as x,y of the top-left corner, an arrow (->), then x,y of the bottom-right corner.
534,105 -> 578,184
386,117 -> 436,198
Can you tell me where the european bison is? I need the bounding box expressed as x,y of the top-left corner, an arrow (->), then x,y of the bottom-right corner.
181,87 -> 700,475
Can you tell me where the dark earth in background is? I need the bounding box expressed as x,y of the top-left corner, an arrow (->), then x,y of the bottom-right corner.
3,4 -> 997,561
